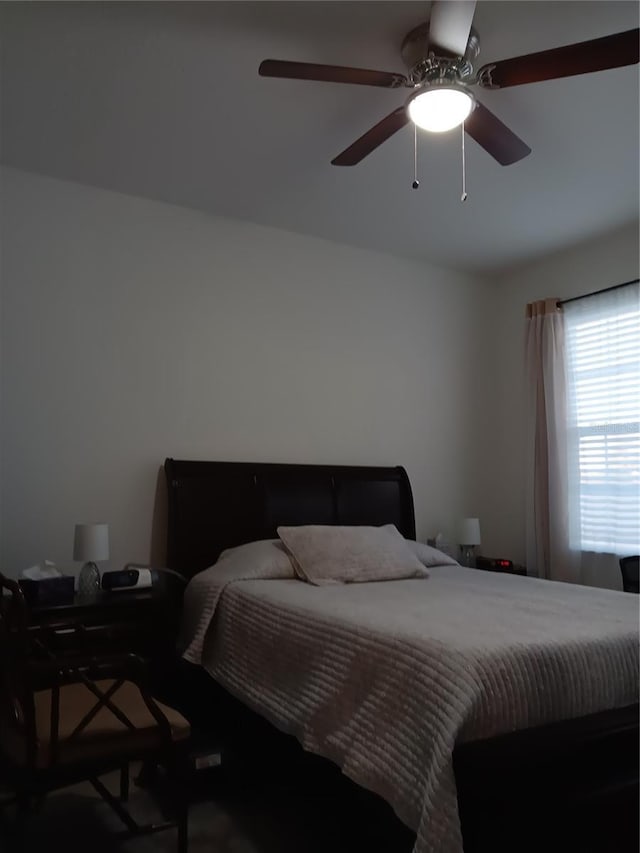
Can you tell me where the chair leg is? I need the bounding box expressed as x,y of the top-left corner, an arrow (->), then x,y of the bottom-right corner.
177,803 -> 188,853
134,759 -> 159,789
119,764 -> 129,802
168,750 -> 189,853
11,794 -> 30,853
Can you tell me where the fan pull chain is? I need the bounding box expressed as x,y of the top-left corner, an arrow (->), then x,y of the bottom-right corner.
412,124 -> 419,189
460,122 -> 468,202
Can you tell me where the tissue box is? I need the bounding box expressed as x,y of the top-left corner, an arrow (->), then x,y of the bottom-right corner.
19,576 -> 75,607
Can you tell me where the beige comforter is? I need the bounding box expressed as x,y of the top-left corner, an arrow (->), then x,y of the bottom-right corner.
181,561 -> 639,853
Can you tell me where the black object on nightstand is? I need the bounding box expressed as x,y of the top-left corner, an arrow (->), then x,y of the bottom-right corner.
19,575 -> 76,607
475,556 -> 527,576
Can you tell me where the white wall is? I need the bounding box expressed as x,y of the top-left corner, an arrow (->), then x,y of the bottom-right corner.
0,166 -> 495,577
481,222 -> 640,565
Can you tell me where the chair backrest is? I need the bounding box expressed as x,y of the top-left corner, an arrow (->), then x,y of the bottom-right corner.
1,572 -> 175,772
619,556 -> 639,593
0,573 -> 37,764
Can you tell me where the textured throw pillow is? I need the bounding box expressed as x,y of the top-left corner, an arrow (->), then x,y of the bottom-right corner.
398,537 -> 460,568
217,539 -> 295,576
277,524 -> 429,586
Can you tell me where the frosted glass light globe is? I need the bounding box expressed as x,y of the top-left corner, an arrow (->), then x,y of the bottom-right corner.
408,86 -> 474,133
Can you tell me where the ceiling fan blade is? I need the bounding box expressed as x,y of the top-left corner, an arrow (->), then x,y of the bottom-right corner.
465,102 -> 531,166
332,107 -> 409,166
477,28 -> 639,89
428,0 -> 477,57
259,59 -> 407,88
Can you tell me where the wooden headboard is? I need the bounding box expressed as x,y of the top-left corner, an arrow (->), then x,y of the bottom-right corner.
164,458 -> 416,579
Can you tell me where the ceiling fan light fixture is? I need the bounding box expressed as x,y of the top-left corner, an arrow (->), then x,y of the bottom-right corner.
407,83 -> 475,133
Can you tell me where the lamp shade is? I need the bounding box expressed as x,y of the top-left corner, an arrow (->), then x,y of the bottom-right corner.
73,523 -> 110,562
457,517 -> 481,546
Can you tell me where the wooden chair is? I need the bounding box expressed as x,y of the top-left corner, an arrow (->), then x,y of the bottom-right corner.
0,572 -> 190,851
619,556 -> 639,593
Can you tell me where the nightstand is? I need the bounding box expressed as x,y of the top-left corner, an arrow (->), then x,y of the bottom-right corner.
26,570 -> 184,665
474,560 -> 527,577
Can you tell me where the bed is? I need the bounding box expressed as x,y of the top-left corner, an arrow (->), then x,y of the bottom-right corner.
164,458 -> 639,853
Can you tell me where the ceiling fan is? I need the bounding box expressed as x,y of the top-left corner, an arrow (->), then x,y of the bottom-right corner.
258,1 -> 639,167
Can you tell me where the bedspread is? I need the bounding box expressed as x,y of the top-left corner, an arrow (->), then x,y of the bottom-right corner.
181,563 -> 639,853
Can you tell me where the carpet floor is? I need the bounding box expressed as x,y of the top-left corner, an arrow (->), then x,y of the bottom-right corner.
6,763 -> 416,853
5,758 -> 635,853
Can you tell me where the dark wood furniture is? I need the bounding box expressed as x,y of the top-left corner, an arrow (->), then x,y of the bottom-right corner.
165,457 -> 415,578
620,555 -> 639,593
0,573 -> 190,852
163,457 -> 639,853
481,563 -> 526,576
26,571 -> 185,664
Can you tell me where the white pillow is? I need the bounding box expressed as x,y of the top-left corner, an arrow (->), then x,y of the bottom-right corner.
401,538 -> 459,568
277,524 -> 429,586
217,539 -> 295,576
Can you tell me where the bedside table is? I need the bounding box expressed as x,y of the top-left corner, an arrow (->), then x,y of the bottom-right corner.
473,562 -> 527,577
26,571 -> 184,665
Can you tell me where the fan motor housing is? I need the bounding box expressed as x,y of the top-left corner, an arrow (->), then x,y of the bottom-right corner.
401,21 -> 480,83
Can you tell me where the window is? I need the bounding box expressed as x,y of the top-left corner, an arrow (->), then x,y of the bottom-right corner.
564,282 -> 640,554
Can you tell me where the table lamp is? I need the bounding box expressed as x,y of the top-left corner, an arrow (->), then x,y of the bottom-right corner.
74,523 -> 109,598
457,517 -> 481,567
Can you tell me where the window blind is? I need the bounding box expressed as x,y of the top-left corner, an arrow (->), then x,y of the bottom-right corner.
564,282 -> 640,554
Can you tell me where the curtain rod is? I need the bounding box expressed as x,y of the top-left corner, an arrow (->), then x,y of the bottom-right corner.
559,278 -> 639,307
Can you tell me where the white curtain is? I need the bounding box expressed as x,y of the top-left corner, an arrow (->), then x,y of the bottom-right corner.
526,283 -> 640,588
525,299 -> 578,581
563,282 -> 640,588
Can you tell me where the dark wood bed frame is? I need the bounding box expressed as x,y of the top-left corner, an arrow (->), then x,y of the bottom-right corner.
163,457 -> 638,853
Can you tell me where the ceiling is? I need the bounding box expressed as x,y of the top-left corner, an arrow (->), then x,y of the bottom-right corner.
1,1 -> 638,275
